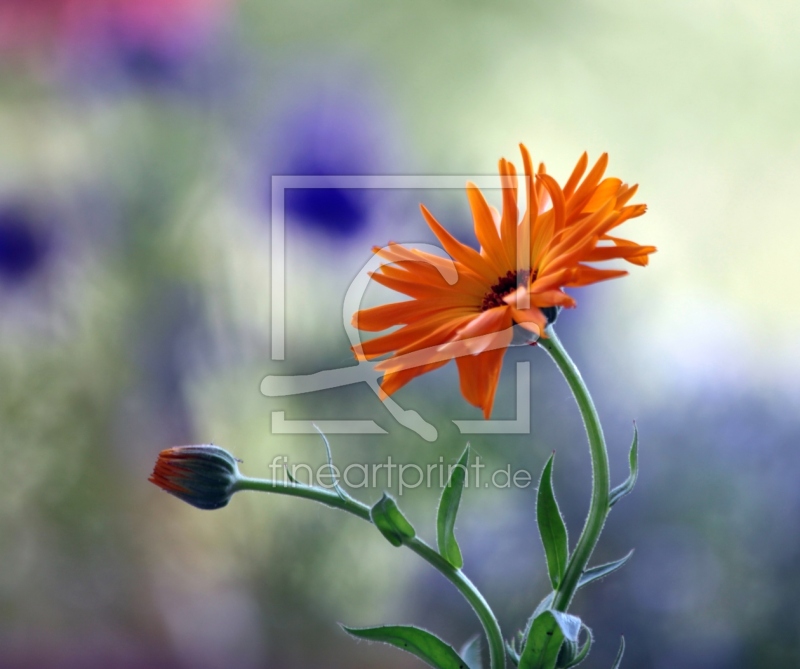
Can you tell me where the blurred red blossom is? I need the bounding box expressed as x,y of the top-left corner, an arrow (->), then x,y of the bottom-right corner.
0,0 -> 233,54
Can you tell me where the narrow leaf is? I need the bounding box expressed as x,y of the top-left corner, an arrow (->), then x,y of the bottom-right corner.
506,639 -> 521,667
550,611 -> 581,643
562,624 -> 593,668
371,493 -> 416,547
343,624 -> 468,669
537,453 -> 569,589
610,636 -> 625,669
551,615 -> 583,669
284,465 -> 300,486
609,425 -> 638,508
459,635 -> 483,669
313,424 -> 351,503
577,550 -> 634,591
437,444 -> 471,569
532,591 -> 554,618
518,611 -> 565,669
521,591 -> 555,643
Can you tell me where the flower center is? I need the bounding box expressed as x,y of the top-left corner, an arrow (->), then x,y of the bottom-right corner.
481,269 -> 532,311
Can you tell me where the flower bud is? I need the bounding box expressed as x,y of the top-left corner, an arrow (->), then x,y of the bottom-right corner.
370,493 -> 416,547
149,445 -> 241,510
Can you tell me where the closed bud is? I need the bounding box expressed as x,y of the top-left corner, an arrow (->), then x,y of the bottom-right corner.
149,445 -> 241,510
370,493 -> 416,547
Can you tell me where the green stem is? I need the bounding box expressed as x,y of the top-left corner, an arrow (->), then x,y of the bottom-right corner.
406,537 -> 506,669
234,477 -> 506,669
538,327 -> 610,612
235,476 -> 373,520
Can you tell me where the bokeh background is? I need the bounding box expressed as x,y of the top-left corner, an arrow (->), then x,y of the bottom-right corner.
1,1 -> 799,667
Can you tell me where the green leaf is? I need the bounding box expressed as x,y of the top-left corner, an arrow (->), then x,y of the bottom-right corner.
609,425 -> 638,508
313,424 -> 352,503
523,591 -> 555,640
370,493 -> 416,547
550,611 -> 581,643
577,550 -> 634,591
284,465 -> 300,486
506,630 -> 526,666
532,591 -> 555,619
343,624 -> 469,669
561,624 -> 593,668
610,636 -> 625,669
537,453 -> 569,589
437,444 -> 470,569
506,639 -> 521,667
459,635 -> 483,669
518,610 -> 566,669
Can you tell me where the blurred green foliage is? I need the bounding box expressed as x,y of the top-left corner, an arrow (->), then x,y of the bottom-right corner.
0,1 -> 799,667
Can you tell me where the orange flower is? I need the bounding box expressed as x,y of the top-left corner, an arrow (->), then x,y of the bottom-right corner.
352,145 -> 655,419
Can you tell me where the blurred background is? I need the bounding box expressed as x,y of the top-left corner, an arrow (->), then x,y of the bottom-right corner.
1,1 -> 798,667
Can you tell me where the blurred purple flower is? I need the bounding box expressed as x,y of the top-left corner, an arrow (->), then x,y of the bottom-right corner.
75,1 -> 233,89
0,203 -> 50,286
271,94 -> 387,239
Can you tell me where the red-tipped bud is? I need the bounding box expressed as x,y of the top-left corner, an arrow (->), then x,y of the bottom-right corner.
149,445 -> 241,510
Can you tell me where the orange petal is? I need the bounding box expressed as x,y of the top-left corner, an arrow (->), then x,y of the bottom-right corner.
370,270 -> 449,299
519,144 -> 538,227
535,162 -> 548,213
449,306 -> 513,356
615,183 -> 639,208
541,198 -> 616,268
509,306 -> 548,336
529,290 -> 575,308
582,178 -> 622,213
624,254 -> 651,267
583,244 -> 657,262
529,267 -> 574,294
499,158 -> 520,267
567,264 -> 629,287
540,233 -> 600,278
599,204 -> 647,233
379,359 -> 450,398
467,183 -> 510,274
374,243 -> 460,283
383,312 -> 478,365
354,309 -> 474,360
455,346 -> 508,419
530,209 -> 555,271
537,173 -> 567,239
566,153 -> 608,216
420,204 -> 497,283
353,295 -> 478,332
518,145 -> 537,268
505,285 -> 574,309
373,266 -> 486,301
378,260 -> 487,297
562,152 -> 589,199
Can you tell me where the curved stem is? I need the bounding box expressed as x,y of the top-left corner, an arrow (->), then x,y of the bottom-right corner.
406,537 -> 506,669
235,476 -> 373,520
235,477 -> 506,669
538,327 -> 610,612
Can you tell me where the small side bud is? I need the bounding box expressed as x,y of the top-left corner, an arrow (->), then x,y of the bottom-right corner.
149,445 -> 241,510
370,493 -> 416,547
